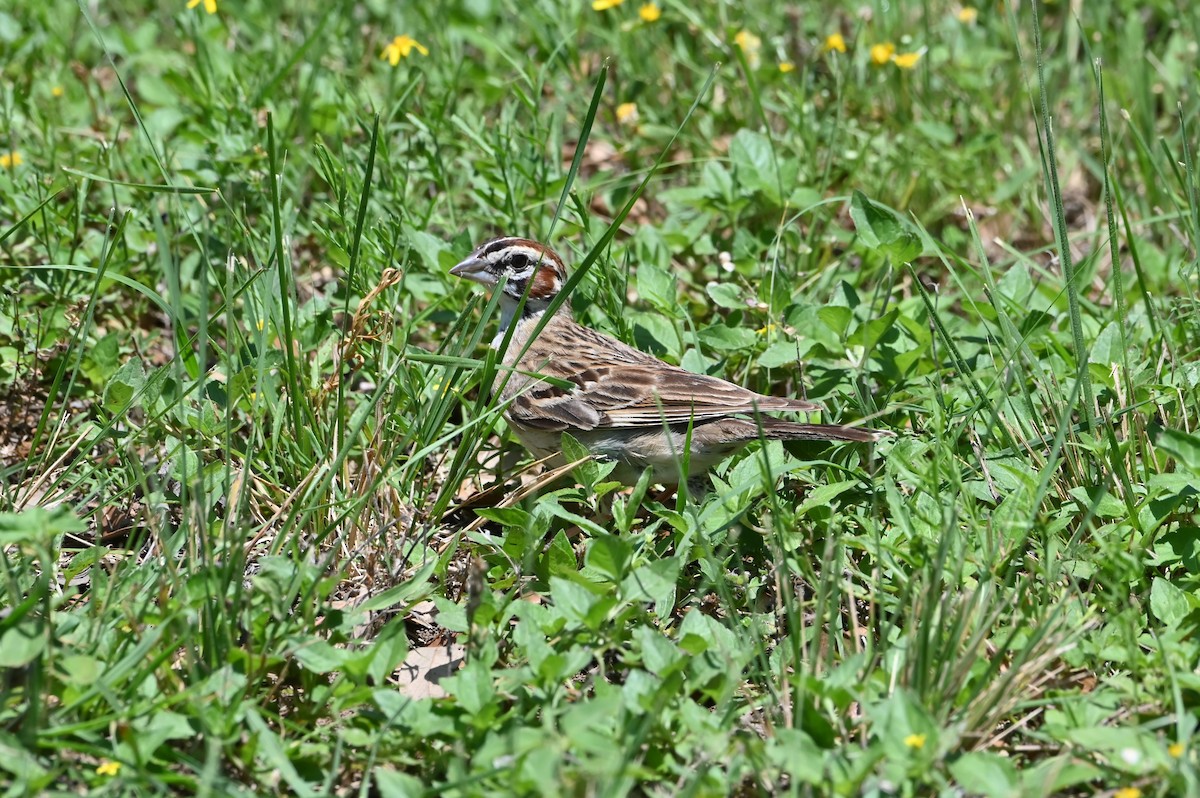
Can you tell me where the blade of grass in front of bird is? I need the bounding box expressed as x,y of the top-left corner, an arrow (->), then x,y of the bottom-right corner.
264,113 -> 309,450
334,113 -> 381,447
1027,0 -> 1095,436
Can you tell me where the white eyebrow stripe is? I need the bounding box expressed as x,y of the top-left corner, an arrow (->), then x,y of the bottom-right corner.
488,246 -> 546,263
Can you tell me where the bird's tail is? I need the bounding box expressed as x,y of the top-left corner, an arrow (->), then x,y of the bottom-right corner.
756,418 -> 886,442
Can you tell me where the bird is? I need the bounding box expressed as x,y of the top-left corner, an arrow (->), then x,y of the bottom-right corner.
450,236 -> 884,491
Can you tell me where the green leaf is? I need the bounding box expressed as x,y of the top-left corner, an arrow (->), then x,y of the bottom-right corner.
545,529 -> 578,578
290,639 -> 353,673
846,308 -> 899,351
550,576 -> 600,624
406,230 -> 446,272
816,306 -> 853,340
585,533 -> 631,581
0,506 -> 84,546
849,190 -> 922,263
58,654 -> 103,687
1157,428 -> 1200,476
637,262 -> 676,311
1149,577 -> 1191,626
0,733 -> 49,781
0,623 -> 46,668
729,129 -> 781,202
373,767 -> 424,798
621,557 -> 681,618
949,752 -> 1020,798
1022,758 -> 1104,792
996,261 -> 1034,303
367,617 -> 410,685
631,625 -> 683,675
1088,322 -> 1123,365
83,332 -> 121,384
630,311 -> 680,358
103,358 -> 147,412
758,338 -> 815,369
473,507 -> 532,528
697,323 -> 756,351
700,161 -> 734,204
706,282 -> 744,309
795,480 -> 860,517
63,546 -> 106,583
127,710 -> 194,761
0,12 -> 21,43
444,657 -> 496,716
356,561 -> 435,612
787,186 -> 824,211
766,729 -> 825,784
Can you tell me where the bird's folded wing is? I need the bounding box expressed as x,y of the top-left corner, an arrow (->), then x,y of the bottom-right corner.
509,361 -> 820,431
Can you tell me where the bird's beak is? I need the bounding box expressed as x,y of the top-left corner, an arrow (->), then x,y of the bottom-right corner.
449,257 -> 496,286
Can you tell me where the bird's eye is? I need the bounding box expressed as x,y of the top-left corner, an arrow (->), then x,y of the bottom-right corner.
507,253 -> 531,273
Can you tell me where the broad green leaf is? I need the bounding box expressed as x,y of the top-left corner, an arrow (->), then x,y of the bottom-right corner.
636,261 -> 676,310
0,623 -> 46,668
585,533 -> 631,581
631,625 -> 683,675
1088,322 -> 1123,365
701,161 -> 734,204
545,529 -> 578,578
995,261 -> 1033,303
697,323 -> 756,351
103,358 -> 146,412
849,190 -> 922,263
706,281 -> 744,309
729,128 -> 779,201
0,507 -> 84,546
373,767 -> 424,798
290,639 -> 353,673
949,752 -> 1020,798
766,729 -> 825,784
847,308 -> 899,351
817,306 -> 853,339
550,576 -> 600,624
58,654 -> 103,687
795,480 -> 861,517
406,230 -> 447,272
1157,428 -> 1200,476
1149,577 -> 1191,626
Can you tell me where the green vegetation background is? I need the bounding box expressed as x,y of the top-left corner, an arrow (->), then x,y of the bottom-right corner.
1,0 -> 1199,795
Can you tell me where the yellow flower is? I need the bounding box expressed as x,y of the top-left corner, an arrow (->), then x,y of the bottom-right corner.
778,62 -> 795,73
734,30 -> 761,52
593,0 -> 623,9
870,43 -> 896,65
823,33 -> 847,53
616,102 -> 638,124
734,30 -> 762,67
186,0 -> 217,14
96,760 -> 122,777
892,51 -> 922,69
1114,789 -> 1141,798
1168,742 -> 1185,758
381,35 -> 428,66
903,733 -> 926,749
957,6 -> 979,24
52,85 -> 64,97
638,3 -> 660,22
0,151 -> 22,169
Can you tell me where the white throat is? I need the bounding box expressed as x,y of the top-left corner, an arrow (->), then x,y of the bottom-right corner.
492,294 -> 549,348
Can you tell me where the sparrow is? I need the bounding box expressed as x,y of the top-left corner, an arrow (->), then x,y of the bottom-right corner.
450,236 -> 884,490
